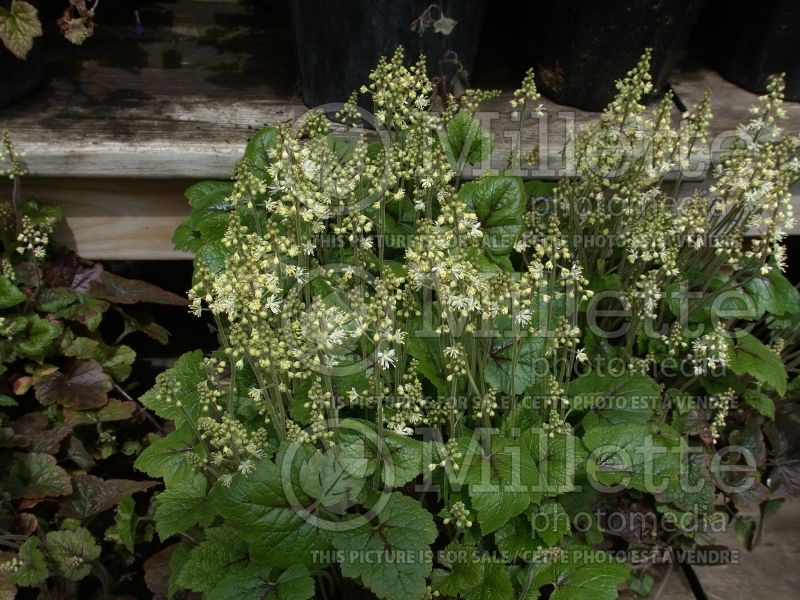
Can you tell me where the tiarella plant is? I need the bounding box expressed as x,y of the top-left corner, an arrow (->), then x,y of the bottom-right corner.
138,49 -> 800,599
0,133 -> 186,597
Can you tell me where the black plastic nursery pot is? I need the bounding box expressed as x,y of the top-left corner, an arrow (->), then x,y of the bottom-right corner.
289,0 -> 488,107
0,0 -> 43,108
529,0 -> 707,111
709,0 -> 800,101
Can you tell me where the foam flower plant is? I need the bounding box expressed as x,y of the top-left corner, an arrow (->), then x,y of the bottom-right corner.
0,132 -> 188,598
138,49 -> 800,599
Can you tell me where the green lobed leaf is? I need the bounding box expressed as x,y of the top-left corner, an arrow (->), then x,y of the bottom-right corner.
407,315 -> 449,395
175,180 -> 235,253
243,128 -> 280,176
459,432 -> 541,534
495,516 -> 541,562
729,333 -> 787,395
173,220 -> 204,253
166,543 -> 192,597
744,269 -> 800,318
525,180 -> 557,201
568,372 -> 660,425
445,110 -> 493,166
99,344 -> 136,381
185,180 -> 234,209
211,455 -> 332,568
530,545 -> 629,600
113,496 -> 138,553
332,492 -> 437,600
195,241 -> 229,276
139,350 -> 206,426
154,472 -> 216,540
430,543 -> 484,596
11,538 -> 49,587
582,423 -> 682,493
0,276 -> 26,308
464,563 -> 514,600
46,527 -> 101,581
21,199 -> 62,226
628,572 -> 655,598
522,431 -> 588,497
655,448 -> 714,513
298,448 -> 365,514
52,294 -> 109,331
16,316 -> 61,362
484,326 -> 545,397
174,526 -> 248,594
135,427 -> 199,486
207,564 -> 315,600
336,419 -> 425,489
532,499 -> 570,547
743,389 -> 775,419
460,176 -> 525,255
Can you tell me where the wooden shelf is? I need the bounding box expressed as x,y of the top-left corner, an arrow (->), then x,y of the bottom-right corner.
1,1 -> 799,258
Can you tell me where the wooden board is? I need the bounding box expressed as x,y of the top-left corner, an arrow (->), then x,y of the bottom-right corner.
2,1 -> 799,180
6,66 -> 800,180
22,178 -> 194,260
2,0 -> 800,258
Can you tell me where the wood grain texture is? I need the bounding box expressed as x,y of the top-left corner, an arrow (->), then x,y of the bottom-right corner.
8,68 -> 799,180
22,178 -> 194,260
2,2 -> 798,179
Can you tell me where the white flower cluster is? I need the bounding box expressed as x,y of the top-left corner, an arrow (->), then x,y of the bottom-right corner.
160,48 -> 797,486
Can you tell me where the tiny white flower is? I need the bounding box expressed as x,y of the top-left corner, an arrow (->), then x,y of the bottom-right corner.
377,348 -> 396,369
515,308 -> 532,326
467,220 -> 482,239
302,159 -> 319,178
443,346 -> 461,359
264,294 -> 282,314
390,328 -> 407,344
392,424 -> 413,436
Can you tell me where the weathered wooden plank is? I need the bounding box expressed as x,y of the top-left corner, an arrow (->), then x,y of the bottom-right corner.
2,1 -> 797,180
22,178 -> 194,260
8,66 -> 798,180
